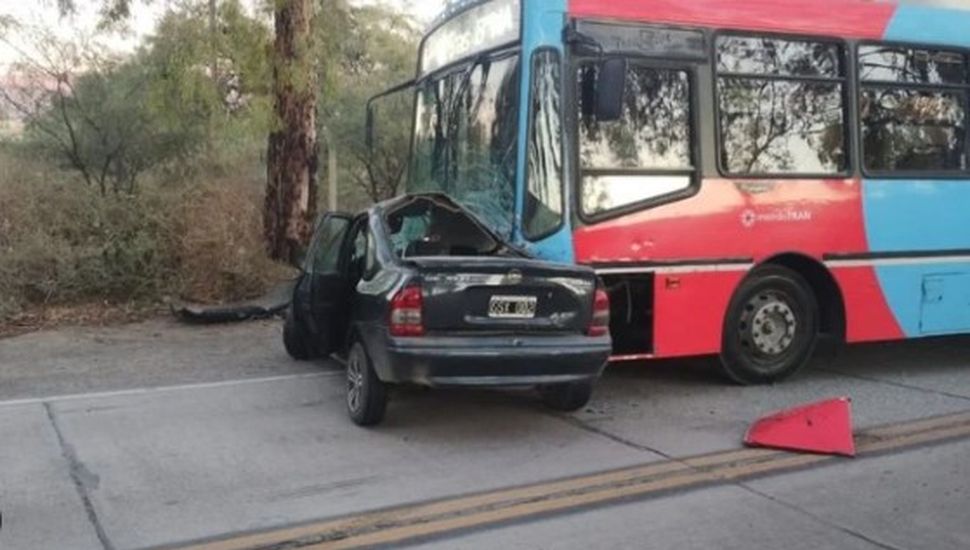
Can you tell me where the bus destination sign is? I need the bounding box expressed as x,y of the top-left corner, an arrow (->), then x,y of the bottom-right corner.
421,0 -> 521,76
574,21 -> 708,61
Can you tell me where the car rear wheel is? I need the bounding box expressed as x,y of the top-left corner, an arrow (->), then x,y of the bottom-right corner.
283,306 -> 315,361
346,341 -> 388,427
539,381 -> 594,412
720,266 -> 819,385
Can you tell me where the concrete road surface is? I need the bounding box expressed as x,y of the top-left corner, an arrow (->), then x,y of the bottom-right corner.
1,319 -> 969,549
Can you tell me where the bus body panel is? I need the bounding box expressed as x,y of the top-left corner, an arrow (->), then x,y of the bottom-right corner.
568,0 -> 896,40
557,1 -> 970,358
652,270 -> 746,358
885,5 -> 970,49
574,179 -> 867,264
864,179 -> 970,338
419,0 -> 970,360
574,177 -> 909,356
514,0 -> 576,264
831,267 -> 907,343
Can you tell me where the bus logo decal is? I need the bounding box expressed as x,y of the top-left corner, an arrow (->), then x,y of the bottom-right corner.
741,208 -> 813,229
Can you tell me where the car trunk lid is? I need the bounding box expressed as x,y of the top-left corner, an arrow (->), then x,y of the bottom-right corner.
408,257 -> 597,334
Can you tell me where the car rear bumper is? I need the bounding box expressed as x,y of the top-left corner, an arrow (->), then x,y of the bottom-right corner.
381,334 -> 611,387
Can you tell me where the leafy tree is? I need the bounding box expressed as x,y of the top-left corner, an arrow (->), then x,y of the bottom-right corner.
264,0 -> 319,264
321,4 -> 420,205
141,0 -> 274,157
55,0 -> 325,262
48,0 -> 420,255
1,0 -> 276,196
1,26 -> 205,194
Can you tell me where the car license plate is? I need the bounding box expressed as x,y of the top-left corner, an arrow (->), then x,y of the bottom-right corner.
488,295 -> 538,319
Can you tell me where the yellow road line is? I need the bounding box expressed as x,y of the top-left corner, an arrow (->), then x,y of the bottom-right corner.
179,411 -> 970,550
180,448 -> 776,550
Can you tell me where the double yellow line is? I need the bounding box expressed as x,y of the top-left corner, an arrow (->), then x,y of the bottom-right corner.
178,411 -> 970,550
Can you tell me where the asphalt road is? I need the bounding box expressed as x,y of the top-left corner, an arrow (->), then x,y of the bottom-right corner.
1,319 -> 969,549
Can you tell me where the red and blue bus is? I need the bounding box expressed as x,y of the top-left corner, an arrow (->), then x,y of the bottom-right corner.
380,0 -> 970,384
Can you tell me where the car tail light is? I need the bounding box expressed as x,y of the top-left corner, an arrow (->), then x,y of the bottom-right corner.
390,284 -> 424,337
587,287 -> 610,337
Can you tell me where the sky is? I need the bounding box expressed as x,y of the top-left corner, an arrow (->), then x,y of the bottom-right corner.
0,0 -> 447,68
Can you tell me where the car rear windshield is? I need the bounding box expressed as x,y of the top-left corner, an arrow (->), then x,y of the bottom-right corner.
385,197 -> 503,258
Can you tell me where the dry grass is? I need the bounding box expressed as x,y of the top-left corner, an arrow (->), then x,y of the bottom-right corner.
175,175 -> 295,304
0,146 -> 295,327
0,301 -> 161,339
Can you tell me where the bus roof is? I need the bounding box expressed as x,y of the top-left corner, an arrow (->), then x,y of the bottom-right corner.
568,0 -> 970,46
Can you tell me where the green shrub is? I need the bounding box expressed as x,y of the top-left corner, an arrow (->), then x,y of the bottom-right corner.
0,145 -> 292,323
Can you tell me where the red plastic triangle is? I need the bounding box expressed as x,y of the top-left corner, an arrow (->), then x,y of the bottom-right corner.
744,397 -> 856,457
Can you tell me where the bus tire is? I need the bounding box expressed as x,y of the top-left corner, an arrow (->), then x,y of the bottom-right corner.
720,266 -> 819,385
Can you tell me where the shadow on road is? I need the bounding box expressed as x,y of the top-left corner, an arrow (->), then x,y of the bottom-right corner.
359,335 -> 970,442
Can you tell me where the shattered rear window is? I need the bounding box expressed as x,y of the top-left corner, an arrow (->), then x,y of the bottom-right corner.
385,197 -> 502,258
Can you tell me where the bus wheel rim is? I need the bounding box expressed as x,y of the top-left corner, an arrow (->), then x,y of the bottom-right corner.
744,293 -> 798,358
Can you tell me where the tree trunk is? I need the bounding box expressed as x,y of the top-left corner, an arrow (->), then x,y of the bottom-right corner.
265,0 -> 318,264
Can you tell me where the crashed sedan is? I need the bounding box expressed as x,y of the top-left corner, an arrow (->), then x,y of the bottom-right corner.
284,194 -> 611,426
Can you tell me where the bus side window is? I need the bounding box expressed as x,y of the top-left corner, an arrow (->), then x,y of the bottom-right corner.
524,50 -> 565,240
577,64 -> 694,218
715,35 -> 848,176
858,45 -> 969,173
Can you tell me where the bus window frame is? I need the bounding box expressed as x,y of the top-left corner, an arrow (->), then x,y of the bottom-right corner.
523,47 -> 568,242
406,0 -> 525,200
711,29 -> 854,181
419,0 -> 523,77
568,49 -> 704,225
407,44 -> 524,238
856,39 -> 970,180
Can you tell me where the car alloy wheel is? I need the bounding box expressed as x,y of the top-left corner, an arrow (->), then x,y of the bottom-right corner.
345,341 -> 388,426
347,350 -> 365,415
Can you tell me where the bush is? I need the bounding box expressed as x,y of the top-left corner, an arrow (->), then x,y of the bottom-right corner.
0,145 -> 293,323
0,148 -> 176,318
175,174 -> 293,304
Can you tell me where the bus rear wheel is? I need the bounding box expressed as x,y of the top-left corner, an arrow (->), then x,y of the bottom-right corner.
720,266 -> 819,385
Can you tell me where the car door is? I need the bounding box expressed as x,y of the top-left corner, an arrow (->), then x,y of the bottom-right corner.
295,213 -> 352,355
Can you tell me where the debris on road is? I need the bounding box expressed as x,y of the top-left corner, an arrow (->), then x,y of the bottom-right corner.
171,281 -> 295,324
744,397 -> 856,457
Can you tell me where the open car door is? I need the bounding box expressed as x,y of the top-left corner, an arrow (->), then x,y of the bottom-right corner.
295,212 -> 352,356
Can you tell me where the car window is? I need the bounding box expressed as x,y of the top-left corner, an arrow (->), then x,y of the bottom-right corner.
385,197 -> 500,258
351,227 -> 367,265
345,218 -> 373,284
310,216 -> 351,274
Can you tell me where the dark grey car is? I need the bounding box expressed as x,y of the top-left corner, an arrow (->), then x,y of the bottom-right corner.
284,194 -> 611,426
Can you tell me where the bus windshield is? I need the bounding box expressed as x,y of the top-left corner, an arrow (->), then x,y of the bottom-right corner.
409,51 -> 521,239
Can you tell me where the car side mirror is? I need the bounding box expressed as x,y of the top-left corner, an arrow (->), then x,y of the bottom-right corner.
594,57 -> 627,122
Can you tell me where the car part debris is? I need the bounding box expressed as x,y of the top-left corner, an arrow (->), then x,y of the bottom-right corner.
744,397 -> 855,457
171,281 -> 296,324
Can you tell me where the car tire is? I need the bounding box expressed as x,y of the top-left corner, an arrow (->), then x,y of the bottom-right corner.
720,266 -> 819,386
283,305 -> 315,361
539,381 -> 594,412
346,341 -> 388,427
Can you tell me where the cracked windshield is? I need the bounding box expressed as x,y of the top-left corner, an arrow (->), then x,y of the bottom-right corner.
409,52 -> 521,239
